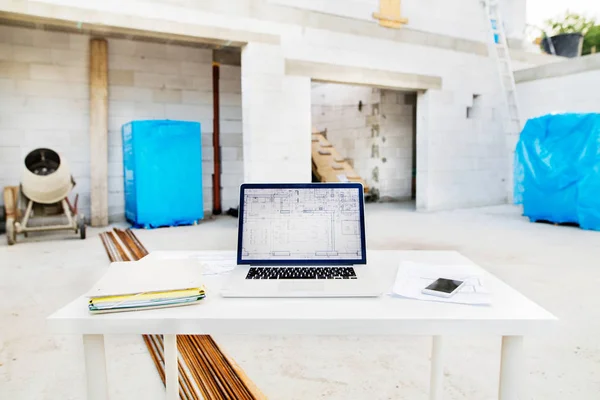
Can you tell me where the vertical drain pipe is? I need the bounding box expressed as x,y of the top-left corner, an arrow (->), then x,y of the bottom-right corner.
212,61 -> 222,215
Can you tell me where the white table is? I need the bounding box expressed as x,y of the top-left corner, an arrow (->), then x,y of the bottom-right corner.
47,250 -> 557,400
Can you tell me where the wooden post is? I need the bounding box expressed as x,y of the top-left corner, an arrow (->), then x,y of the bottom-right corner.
89,38 -> 109,227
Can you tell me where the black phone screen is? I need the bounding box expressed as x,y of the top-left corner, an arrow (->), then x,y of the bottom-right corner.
425,278 -> 463,294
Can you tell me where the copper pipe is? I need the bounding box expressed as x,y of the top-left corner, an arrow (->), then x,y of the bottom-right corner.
212,61 -> 222,215
190,335 -> 235,399
154,335 -> 192,400
108,231 -> 130,261
125,228 -> 149,256
144,335 -> 166,384
179,336 -> 214,399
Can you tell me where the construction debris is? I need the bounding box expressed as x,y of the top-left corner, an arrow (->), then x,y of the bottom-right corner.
99,228 -> 267,400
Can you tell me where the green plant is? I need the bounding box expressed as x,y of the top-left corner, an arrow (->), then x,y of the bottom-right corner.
583,25 -> 600,55
543,10 -> 595,36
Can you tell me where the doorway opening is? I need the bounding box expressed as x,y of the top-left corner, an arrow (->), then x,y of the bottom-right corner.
310,81 -> 417,207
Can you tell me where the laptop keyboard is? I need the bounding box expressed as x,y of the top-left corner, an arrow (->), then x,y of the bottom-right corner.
245,267 -> 357,280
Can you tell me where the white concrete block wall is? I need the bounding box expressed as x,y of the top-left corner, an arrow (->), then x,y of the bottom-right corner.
219,64 -> 244,210
107,38 -> 216,220
379,90 -> 415,199
270,0 -> 526,43
517,70 -> 600,122
12,0 -> 545,211
0,25 -> 245,220
311,83 -> 415,200
241,42 -> 311,183
0,25 -> 91,216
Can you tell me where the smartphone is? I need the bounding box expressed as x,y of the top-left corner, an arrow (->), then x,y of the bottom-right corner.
421,278 -> 465,298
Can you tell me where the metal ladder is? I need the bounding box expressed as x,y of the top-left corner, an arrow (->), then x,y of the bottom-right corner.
482,0 -> 522,137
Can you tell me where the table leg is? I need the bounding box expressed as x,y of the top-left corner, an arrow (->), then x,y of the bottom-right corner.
429,335 -> 445,400
164,334 -> 178,400
499,336 -> 524,400
83,334 -> 109,400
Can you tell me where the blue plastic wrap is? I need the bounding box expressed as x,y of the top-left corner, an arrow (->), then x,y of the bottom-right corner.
514,113 -> 600,231
122,120 -> 204,229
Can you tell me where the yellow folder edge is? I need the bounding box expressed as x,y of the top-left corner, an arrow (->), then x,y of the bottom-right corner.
89,287 -> 205,305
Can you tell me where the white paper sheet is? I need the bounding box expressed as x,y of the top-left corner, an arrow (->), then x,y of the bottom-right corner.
86,259 -> 205,298
391,261 -> 492,305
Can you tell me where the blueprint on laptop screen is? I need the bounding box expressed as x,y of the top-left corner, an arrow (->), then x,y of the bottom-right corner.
241,187 -> 363,261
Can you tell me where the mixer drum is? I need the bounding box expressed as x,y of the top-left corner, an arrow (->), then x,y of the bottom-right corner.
21,148 -> 74,204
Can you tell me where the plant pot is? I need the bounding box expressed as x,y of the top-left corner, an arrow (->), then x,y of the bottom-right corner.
542,33 -> 583,58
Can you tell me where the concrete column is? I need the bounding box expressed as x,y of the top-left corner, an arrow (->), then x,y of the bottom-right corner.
241,42 -> 311,183
415,91 -> 430,211
89,38 -> 109,226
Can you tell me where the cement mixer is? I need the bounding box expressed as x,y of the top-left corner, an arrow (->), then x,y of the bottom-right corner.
3,148 -> 85,245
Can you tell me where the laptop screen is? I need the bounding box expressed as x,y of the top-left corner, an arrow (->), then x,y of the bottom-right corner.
237,183 -> 367,265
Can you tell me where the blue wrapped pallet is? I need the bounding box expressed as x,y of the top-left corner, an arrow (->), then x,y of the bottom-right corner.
122,120 -> 204,229
514,113 -> 600,231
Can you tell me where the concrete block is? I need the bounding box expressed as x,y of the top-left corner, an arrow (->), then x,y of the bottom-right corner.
222,160 -> 244,174
109,54 -> 147,72
107,38 -> 137,56
202,146 -> 214,161
133,102 -> 165,118
220,106 -> 242,120
9,45 -> 48,63
148,58 -> 183,75
0,61 -> 30,79
29,64 -> 86,83
109,86 -> 154,102
152,89 -> 182,103
192,78 -> 212,91
202,160 -> 214,174
221,79 -> 242,93
221,147 -> 240,161
134,41 -> 166,59
165,75 -> 196,90
108,162 -> 124,178
0,78 -> 15,92
32,30 -> 70,49
51,49 -> 87,67
220,135 -> 243,147
221,173 -> 243,187
166,46 -> 212,63
108,145 -> 123,163
182,90 -> 212,105
220,93 -> 242,106
221,120 -> 243,134
201,134 -> 213,148
219,65 -> 241,80
108,101 -> 136,117
69,34 -> 89,51
181,61 -> 212,77
108,176 -> 124,193
164,104 -> 212,121
134,72 -> 167,89
108,70 -> 135,86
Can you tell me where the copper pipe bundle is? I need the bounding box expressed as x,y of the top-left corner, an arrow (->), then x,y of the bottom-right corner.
99,228 -> 267,400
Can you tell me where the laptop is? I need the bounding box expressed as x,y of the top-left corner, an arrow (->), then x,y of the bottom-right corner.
220,182 -> 384,298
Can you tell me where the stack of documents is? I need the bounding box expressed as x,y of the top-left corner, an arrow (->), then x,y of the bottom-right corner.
391,261 -> 492,305
86,259 -> 205,314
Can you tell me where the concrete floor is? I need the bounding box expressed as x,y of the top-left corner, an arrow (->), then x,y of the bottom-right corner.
1,202 -> 599,399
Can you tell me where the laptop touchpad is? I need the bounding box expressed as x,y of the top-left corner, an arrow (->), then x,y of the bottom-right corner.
278,281 -> 325,292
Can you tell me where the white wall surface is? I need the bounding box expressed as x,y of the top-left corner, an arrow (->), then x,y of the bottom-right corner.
0,25 -> 243,220
311,83 -> 415,200
517,70 -> 600,121
6,0 -> 551,211
269,0 -> 527,43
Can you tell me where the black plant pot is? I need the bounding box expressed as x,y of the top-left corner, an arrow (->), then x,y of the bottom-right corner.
542,33 -> 583,58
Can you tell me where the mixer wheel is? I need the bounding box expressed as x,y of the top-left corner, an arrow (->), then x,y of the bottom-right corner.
78,216 -> 86,240
6,217 -> 16,245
